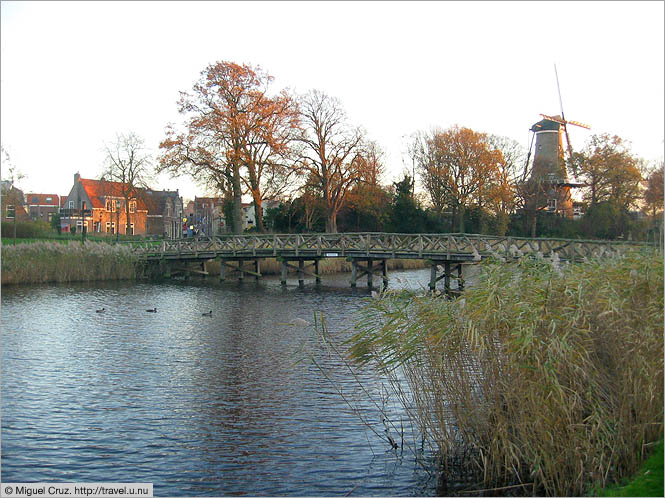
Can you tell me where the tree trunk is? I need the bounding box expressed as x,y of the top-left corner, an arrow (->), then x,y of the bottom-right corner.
125,199 -> 131,236
254,200 -> 264,232
458,204 -> 465,233
325,211 -> 338,233
232,163 -> 243,235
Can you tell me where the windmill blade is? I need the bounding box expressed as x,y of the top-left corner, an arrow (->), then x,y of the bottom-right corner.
554,65 -> 580,177
562,122 -> 579,177
567,119 -> 591,129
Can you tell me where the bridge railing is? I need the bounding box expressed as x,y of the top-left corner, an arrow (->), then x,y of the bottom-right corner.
135,232 -> 653,261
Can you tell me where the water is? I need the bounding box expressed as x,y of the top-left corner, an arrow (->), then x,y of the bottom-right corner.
1,269 -> 442,496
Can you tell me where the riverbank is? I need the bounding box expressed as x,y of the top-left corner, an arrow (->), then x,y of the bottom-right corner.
1,240 -> 427,285
596,437 -> 664,496
1,241 -> 139,285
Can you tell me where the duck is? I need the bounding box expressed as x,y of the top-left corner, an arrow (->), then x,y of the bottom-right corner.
146,308 -> 157,313
202,310 -> 213,317
96,308 -> 105,313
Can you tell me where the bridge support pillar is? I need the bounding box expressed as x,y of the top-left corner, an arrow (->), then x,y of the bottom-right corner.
315,259 -> 321,285
254,259 -> 260,281
281,260 -> 287,286
298,260 -> 304,287
219,260 -> 226,282
349,258 -> 389,289
429,260 -> 465,297
238,260 -> 244,282
350,260 -> 358,287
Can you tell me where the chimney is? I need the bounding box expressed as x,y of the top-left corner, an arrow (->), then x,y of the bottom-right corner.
74,172 -> 81,183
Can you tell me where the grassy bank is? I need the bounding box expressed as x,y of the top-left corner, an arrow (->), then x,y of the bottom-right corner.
1,241 -> 139,285
596,437 -> 663,496
348,250 -> 663,496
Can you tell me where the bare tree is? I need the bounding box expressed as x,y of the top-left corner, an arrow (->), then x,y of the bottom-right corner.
297,90 -> 364,233
102,132 -> 152,237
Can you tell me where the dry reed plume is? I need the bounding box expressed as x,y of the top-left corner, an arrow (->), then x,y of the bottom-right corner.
349,250 -> 663,496
1,241 -> 138,285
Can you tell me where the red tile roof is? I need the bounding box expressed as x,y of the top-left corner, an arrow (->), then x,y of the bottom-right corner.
26,193 -> 60,206
79,178 -> 148,211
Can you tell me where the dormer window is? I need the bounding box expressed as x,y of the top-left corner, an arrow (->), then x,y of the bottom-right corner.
129,201 -> 136,214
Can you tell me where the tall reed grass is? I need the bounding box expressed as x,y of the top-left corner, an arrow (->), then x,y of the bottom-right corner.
1,241 -> 139,285
348,250 -> 663,496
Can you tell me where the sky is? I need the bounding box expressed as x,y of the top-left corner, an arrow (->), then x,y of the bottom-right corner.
1,1 -> 663,203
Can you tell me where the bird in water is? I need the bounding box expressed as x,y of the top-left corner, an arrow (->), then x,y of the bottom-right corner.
146,308 -> 157,313
96,308 -> 105,313
202,310 -> 212,317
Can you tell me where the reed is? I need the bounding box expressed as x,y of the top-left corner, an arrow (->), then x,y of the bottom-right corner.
348,250 -> 664,496
1,241 -> 139,285
204,257 -> 426,276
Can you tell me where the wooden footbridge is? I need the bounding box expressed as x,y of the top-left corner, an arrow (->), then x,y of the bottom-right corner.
135,233 -> 651,294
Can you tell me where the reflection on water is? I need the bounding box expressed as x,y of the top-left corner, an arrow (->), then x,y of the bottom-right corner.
1,269 -> 445,496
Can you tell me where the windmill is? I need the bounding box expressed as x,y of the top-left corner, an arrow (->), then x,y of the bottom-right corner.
524,65 -> 590,219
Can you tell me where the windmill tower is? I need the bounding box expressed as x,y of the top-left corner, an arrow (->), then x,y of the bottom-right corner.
525,66 -> 590,219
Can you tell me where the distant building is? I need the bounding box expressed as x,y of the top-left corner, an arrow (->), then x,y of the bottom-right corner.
60,173 -> 149,235
144,189 -> 183,239
194,197 -> 226,236
25,193 -> 60,223
1,181 -> 29,222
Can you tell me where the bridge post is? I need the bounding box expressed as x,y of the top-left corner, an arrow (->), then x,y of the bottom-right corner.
429,263 -> 437,291
281,260 -> 287,286
238,260 -> 244,282
382,259 -> 388,287
298,260 -> 304,287
457,264 -> 464,291
219,260 -> 226,282
254,259 -> 260,281
315,259 -> 321,285
351,259 -> 358,287
444,261 -> 451,295
367,259 -> 373,288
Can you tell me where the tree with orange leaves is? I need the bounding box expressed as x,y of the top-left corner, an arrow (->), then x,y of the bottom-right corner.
158,61 -> 299,233
414,126 -> 502,233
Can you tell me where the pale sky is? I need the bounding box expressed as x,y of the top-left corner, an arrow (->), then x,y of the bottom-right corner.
1,1 -> 663,203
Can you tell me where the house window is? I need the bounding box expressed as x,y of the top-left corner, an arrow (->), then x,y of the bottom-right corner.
69,201 -> 74,209
48,213 -> 53,222
547,199 -> 557,211
46,197 -> 52,202
6,205 -> 15,219
129,223 -> 134,235
94,221 -> 100,232
129,201 -> 136,214
106,222 -> 116,234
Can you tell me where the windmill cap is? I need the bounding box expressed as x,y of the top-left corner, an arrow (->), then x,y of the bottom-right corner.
531,119 -> 561,132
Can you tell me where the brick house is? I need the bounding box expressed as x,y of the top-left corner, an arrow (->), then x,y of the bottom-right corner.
1,180 -> 29,222
25,193 -> 60,223
144,189 -> 183,239
61,173 -> 148,235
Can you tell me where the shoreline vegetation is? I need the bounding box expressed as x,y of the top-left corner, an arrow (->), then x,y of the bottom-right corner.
0,239 -> 427,285
343,249 -> 663,496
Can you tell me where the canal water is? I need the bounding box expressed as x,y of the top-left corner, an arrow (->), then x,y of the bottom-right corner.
1,268 -> 444,496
